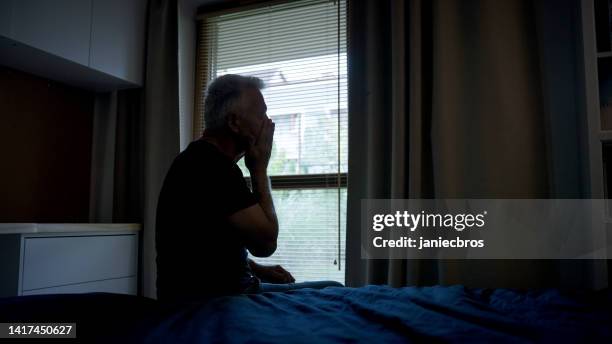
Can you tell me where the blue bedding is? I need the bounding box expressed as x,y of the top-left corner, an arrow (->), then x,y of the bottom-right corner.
1,285 -> 610,343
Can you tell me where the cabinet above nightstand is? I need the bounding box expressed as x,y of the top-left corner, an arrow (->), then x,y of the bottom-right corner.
0,0 -> 146,91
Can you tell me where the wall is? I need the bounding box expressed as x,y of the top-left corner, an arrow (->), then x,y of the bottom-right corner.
178,0 -> 198,150
0,66 -> 93,222
178,0 -> 231,150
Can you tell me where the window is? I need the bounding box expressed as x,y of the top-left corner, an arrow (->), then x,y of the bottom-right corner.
195,0 -> 347,283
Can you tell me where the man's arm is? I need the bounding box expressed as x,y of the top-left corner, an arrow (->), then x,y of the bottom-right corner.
228,171 -> 278,257
250,168 -> 278,238
228,118 -> 278,257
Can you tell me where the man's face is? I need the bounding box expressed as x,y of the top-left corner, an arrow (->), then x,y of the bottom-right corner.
236,88 -> 268,146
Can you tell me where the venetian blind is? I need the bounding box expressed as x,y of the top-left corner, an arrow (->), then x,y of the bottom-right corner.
195,0 -> 347,283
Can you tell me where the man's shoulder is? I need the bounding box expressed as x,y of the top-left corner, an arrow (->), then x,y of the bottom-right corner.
173,141 -> 230,171
164,141 -> 243,189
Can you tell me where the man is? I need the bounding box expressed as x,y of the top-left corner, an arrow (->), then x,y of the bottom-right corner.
156,74 -> 340,301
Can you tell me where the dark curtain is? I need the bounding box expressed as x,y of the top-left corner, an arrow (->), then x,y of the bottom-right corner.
90,0 -> 180,298
345,0 -> 606,289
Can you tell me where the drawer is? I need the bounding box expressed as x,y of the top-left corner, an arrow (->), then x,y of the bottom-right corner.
22,277 -> 136,296
22,235 -> 137,291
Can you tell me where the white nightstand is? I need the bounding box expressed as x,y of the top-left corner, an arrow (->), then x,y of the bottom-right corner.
0,223 -> 140,297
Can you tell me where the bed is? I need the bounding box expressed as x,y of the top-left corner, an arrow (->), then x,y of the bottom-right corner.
0,285 -> 610,342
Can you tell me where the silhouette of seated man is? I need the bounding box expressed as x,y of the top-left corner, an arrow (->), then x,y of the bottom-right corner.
156,74 -> 342,301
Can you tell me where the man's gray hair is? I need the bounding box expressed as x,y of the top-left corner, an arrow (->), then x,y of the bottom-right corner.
203,74 -> 265,130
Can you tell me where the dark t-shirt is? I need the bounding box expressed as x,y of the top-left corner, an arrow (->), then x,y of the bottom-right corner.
155,140 -> 258,300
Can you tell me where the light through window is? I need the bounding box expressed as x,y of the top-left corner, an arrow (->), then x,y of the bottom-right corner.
195,0 -> 347,283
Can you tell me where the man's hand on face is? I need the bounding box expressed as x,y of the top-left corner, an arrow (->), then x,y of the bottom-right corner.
245,118 -> 275,174
255,264 -> 295,284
